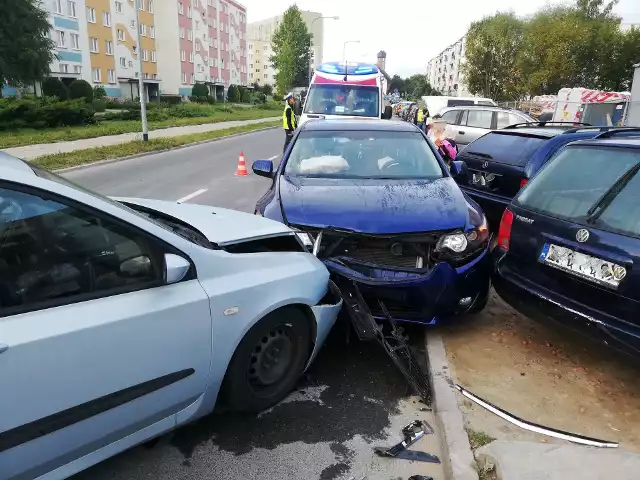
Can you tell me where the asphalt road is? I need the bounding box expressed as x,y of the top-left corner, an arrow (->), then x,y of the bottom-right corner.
65,129 -> 445,480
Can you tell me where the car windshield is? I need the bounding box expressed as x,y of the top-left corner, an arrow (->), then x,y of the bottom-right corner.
304,84 -> 379,117
516,146 -> 640,238
284,130 -> 444,179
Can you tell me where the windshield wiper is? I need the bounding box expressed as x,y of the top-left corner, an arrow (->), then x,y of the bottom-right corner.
585,161 -> 640,223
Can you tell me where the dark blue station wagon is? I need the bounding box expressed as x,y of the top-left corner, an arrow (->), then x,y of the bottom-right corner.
492,129 -> 640,356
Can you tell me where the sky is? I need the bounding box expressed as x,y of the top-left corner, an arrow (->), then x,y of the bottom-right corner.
240,0 -> 639,78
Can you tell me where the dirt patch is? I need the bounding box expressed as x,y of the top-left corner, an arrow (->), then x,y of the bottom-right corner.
441,290 -> 640,451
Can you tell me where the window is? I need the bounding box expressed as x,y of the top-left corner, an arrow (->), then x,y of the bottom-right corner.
90,37 -> 99,53
465,110 -> 493,129
264,74 -> 267,79
178,2 -> 183,14
93,67 -> 102,82
516,147 -> 640,238
105,40 -> 113,55
182,71 -> 187,83
179,27 -> 185,38
195,42 -> 200,52
115,1 -> 123,13
188,6 -> 192,17
60,63 -> 69,73
496,111 -> 525,129
464,132 -> 547,166
304,84 -> 380,118
180,50 -> 186,61
70,33 -> 80,49
148,0 -> 153,12
54,0 -> 63,14
86,6 -> 96,22
139,23 -> 146,36
117,29 -> 125,41
138,0 -> 144,10
120,56 -> 127,67
142,49 -> 148,61
255,68 -> 260,73
67,0 -> 76,17
190,73 -> 195,84
108,69 -> 116,83
149,25 -> 155,38
440,110 -> 460,125
102,11 -> 111,26
263,45 -> 268,51
73,65 -> 82,74
189,52 -> 194,63
151,50 -> 156,63
56,30 -> 66,48
188,29 -> 193,41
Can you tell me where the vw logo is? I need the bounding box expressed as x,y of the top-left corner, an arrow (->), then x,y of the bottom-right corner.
482,161 -> 489,169
576,229 -> 590,243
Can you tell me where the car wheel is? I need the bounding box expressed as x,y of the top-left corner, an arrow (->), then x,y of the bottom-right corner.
223,307 -> 311,413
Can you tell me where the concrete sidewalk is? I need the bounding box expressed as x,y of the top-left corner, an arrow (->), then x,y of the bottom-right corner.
2,117 -> 279,160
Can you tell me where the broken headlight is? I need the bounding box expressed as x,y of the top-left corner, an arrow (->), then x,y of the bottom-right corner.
435,216 -> 489,262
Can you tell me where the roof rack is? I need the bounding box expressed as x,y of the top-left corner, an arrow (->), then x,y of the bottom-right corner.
594,127 -> 640,139
562,126 -> 625,134
504,121 -> 592,129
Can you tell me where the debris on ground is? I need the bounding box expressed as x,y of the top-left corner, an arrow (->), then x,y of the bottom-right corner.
455,384 -> 619,448
374,420 -> 441,464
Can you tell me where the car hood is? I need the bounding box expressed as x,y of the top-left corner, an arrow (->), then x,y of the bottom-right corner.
114,197 -> 293,246
278,176 -> 471,234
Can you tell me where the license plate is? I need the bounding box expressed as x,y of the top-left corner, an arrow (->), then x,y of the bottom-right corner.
471,173 -> 496,186
539,243 -> 627,289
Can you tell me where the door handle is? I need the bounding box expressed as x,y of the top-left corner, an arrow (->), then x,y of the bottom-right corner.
458,131 -> 465,135
0,344 -> 8,354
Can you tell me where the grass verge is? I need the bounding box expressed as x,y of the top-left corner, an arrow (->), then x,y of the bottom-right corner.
0,109 -> 280,149
467,428 -> 495,450
32,121 -> 280,171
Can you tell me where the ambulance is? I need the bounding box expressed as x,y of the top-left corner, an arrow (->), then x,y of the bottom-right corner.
299,62 -> 392,127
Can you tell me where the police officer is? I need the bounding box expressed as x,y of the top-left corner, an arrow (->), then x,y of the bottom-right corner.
416,105 -> 425,131
283,92 -> 298,153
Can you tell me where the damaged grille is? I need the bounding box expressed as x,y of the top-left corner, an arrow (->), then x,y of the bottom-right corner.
314,230 -> 444,270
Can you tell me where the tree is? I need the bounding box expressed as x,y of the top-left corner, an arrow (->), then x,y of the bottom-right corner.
261,84 -> 273,96
93,85 -> 107,100
226,84 -> 239,102
269,5 -> 312,97
0,0 -> 56,97
192,82 -> 209,98
463,12 -> 525,100
41,77 -> 68,100
403,74 -> 438,99
68,79 -> 94,102
388,75 -> 405,95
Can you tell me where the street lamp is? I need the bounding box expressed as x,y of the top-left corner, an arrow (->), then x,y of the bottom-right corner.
308,16 -> 339,81
134,0 -> 148,141
343,40 -> 360,67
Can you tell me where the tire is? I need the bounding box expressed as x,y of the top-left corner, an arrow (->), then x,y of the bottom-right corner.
223,307 -> 311,413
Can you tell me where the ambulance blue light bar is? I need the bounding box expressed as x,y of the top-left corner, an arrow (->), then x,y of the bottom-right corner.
316,62 -> 379,76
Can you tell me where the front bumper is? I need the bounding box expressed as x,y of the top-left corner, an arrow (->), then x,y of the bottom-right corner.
306,281 -> 343,367
325,247 -> 491,325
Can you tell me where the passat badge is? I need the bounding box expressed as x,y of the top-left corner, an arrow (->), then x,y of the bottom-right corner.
576,229 -> 590,243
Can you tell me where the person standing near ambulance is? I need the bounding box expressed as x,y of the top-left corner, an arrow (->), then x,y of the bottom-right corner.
283,92 -> 298,153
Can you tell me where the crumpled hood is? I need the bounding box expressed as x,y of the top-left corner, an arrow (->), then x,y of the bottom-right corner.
115,197 -> 293,246
278,176 -> 471,234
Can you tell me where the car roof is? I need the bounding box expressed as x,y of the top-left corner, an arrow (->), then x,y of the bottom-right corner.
0,152 -> 37,176
300,119 -> 419,132
441,105 -> 517,112
568,137 -> 640,149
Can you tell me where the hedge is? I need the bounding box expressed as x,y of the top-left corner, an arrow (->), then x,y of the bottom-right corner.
0,97 -> 95,130
68,80 -> 94,102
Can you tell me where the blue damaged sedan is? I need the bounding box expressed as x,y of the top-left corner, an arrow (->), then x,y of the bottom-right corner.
253,119 -> 491,324
0,153 -> 341,479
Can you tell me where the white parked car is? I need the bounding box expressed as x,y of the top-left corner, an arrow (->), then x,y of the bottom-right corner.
0,153 -> 342,480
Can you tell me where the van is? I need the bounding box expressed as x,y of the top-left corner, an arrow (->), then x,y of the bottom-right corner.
421,96 -> 497,117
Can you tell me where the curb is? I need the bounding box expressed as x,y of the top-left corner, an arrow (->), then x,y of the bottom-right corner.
51,126 -> 279,173
425,330 -> 479,480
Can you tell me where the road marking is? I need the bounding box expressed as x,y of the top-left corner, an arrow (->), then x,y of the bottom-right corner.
269,155 -> 278,160
176,189 -> 207,203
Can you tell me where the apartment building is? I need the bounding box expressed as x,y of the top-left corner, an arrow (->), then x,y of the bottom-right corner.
247,10 -> 323,87
155,0 -> 247,98
426,36 -> 470,97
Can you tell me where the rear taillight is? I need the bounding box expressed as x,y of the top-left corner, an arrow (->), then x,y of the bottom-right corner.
520,178 -> 529,188
497,209 -> 514,251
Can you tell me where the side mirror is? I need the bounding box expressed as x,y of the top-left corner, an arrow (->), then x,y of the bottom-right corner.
450,160 -> 469,181
382,105 -> 393,120
120,255 -> 152,277
252,159 -> 274,178
164,254 -> 191,284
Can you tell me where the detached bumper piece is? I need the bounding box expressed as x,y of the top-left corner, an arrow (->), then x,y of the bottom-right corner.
374,420 -> 440,464
455,384 -> 619,448
334,277 -> 432,405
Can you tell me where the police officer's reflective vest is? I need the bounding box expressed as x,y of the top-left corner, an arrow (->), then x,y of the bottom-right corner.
417,109 -> 425,123
283,104 -> 297,130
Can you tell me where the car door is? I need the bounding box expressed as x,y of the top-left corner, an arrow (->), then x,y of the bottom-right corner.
0,184 -> 212,480
457,109 -> 494,145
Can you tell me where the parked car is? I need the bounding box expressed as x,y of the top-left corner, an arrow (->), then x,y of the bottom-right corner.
421,96 -> 497,119
492,128 -> 640,356
0,154 -> 342,479
449,123 -> 629,228
438,105 -> 536,146
252,119 -> 491,323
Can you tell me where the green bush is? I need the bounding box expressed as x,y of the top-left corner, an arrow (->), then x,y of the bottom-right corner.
227,85 -> 239,102
93,99 -> 107,112
68,80 -> 94,102
41,78 -> 69,100
192,83 -> 209,98
160,94 -> 182,105
93,85 -> 107,100
0,97 -> 94,130
241,90 -> 251,103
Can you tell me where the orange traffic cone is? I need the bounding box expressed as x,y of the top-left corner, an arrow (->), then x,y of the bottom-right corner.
235,151 -> 248,176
